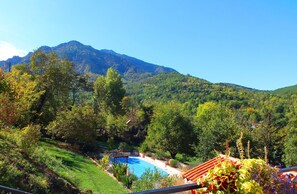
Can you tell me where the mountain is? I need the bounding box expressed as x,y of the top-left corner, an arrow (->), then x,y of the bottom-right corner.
272,84 -> 297,95
0,41 -> 177,81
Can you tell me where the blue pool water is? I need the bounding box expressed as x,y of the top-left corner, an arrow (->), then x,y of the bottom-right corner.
113,157 -> 169,178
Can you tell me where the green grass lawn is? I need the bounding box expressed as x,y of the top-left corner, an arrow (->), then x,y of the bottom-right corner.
39,139 -> 128,194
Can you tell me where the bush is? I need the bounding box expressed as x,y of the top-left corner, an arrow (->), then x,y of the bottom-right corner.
132,168 -> 174,192
122,174 -> 138,189
155,151 -> 169,160
17,124 -> 41,153
138,142 -> 149,153
99,155 -> 110,170
112,163 -> 128,181
169,159 -> 178,168
47,105 -> 97,146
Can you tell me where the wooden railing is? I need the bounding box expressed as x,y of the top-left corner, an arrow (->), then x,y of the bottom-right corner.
0,185 -> 31,194
131,183 -> 202,194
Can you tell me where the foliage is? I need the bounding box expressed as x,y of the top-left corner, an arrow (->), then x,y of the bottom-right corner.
0,92 -> 16,126
111,162 -> 138,189
105,113 -> 128,138
122,174 -> 138,189
112,163 -> 128,181
283,125 -> 297,166
0,67 -> 10,93
145,102 -> 195,158
47,105 -> 97,145
168,159 -> 179,168
194,102 -> 238,161
132,168 -> 174,192
99,154 -> 110,170
107,137 -> 115,150
94,67 -> 126,114
272,84 -> 297,95
7,65 -> 44,126
0,130 -> 74,193
118,142 -> 129,151
197,158 -> 288,193
16,124 -> 41,153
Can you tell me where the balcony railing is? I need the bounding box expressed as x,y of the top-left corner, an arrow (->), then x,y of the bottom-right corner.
131,183 -> 203,194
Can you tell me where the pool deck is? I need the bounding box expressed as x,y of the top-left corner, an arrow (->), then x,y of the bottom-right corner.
136,155 -> 182,177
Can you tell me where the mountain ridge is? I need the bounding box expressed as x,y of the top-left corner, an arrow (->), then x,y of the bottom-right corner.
0,40 -> 177,81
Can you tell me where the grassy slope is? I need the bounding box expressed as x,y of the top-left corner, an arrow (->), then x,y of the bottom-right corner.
39,139 -> 127,194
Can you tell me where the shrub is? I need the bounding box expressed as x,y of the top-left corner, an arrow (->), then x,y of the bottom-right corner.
99,155 -> 110,170
139,142 -> 149,153
28,174 -> 49,193
112,163 -> 128,181
132,168 -> 174,192
169,159 -> 178,168
155,151 -> 169,160
17,124 -> 41,153
47,105 -> 97,146
122,174 -> 138,189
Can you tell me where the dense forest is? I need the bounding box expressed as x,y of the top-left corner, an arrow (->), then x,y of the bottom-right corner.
0,50 -> 297,192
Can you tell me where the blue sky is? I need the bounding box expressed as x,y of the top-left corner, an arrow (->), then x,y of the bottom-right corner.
0,0 -> 296,90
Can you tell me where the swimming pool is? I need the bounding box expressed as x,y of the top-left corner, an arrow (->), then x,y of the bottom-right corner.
113,157 -> 169,178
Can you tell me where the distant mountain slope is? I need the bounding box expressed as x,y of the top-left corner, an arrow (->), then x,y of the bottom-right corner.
126,72 -> 263,112
217,83 -> 264,92
272,84 -> 297,95
0,41 -> 177,81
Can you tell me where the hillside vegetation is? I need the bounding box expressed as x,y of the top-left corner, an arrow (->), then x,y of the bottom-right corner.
126,72 -> 265,113
1,49 -> 297,193
272,84 -> 297,95
0,129 -> 127,193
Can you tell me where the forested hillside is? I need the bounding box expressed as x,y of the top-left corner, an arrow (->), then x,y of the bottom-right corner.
272,84 -> 297,95
126,73 -> 265,113
1,50 -> 297,193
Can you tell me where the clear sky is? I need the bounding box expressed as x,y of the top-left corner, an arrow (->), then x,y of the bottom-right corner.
0,0 -> 296,90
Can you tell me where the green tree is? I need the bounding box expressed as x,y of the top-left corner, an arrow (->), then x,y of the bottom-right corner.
47,105 -> 97,145
195,102 -> 238,161
283,125 -> 297,167
144,102 -> 195,158
251,97 -> 288,164
105,68 -> 126,114
283,97 -> 297,166
29,50 -> 76,125
93,68 -> 125,115
7,65 -> 44,126
93,75 -> 107,112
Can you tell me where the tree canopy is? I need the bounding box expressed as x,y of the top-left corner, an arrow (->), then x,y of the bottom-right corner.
144,102 -> 195,158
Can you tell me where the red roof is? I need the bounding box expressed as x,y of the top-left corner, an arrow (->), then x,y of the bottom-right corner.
183,154 -> 238,182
